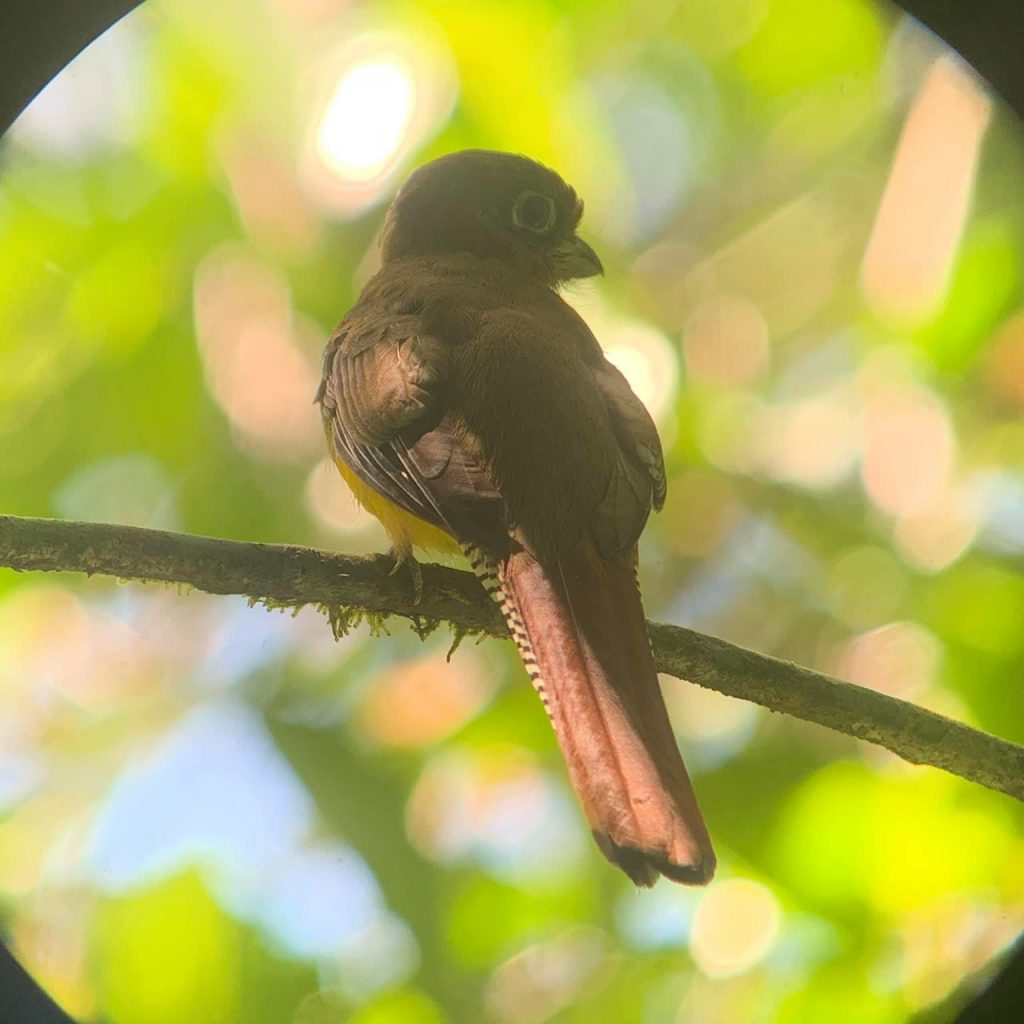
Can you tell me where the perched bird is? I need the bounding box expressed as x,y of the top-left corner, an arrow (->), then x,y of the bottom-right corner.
317,149 -> 715,886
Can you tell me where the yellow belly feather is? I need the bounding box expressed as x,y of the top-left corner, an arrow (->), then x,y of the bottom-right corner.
330,450 -> 460,557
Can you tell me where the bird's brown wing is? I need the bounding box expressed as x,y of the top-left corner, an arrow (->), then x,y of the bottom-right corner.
317,306 -> 504,544
589,358 -> 667,556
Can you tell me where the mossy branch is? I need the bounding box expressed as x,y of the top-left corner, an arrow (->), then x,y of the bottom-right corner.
2,513 -> 1022,803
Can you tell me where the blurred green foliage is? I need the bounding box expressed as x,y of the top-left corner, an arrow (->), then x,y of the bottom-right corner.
1,0 -> 1023,1022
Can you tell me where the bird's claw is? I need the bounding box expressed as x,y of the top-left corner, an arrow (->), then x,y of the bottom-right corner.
389,548 -> 423,605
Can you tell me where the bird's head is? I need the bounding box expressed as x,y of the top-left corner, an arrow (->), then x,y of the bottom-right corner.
379,149 -> 602,287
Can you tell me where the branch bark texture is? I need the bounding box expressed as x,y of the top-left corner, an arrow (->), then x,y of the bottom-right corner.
2,514 -> 1022,803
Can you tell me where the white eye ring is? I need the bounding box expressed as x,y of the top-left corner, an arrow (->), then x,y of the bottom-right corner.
512,191 -> 557,234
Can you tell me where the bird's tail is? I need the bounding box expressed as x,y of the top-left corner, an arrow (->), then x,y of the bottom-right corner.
464,542 -> 715,887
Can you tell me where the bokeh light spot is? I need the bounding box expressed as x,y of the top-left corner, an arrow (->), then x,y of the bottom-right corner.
302,31 -> 457,214
892,483 -> 983,572
683,293 -> 769,387
757,384 -> 861,489
859,365 -> 956,518
486,928 -> 607,1024
406,746 -> 585,881
193,248 -> 322,460
574,291 -> 680,423
359,652 -> 493,749
603,325 -> 679,423
317,59 -> 415,183
862,56 -> 991,324
305,459 -> 380,538
664,678 -> 761,768
833,621 -> 941,700
691,878 -> 781,978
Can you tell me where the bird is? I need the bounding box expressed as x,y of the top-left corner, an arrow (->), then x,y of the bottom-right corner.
316,149 -> 715,886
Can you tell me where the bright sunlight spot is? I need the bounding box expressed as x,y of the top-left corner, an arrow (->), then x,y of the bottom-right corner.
303,30 -> 457,214
316,57 -> 416,184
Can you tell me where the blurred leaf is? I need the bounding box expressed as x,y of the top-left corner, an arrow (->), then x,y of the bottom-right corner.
237,930 -> 319,1024
927,561 -> 1024,655
778,961 -> 903,1024
65,239 -> 169,353
92,870 -> 241,1024
445,874 -> 595,971
351,988 -> 446,1024
736,0 -> 884,96
769,760 -> 875,917
916,220 -> 1020,370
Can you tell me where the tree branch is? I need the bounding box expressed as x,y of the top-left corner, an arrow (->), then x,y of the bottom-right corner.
2,513 -> 1022,803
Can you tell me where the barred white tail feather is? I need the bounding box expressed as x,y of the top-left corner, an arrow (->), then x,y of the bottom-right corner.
462,543 -> 552,719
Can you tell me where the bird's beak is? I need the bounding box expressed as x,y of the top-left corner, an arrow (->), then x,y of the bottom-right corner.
552,235 -> 604,279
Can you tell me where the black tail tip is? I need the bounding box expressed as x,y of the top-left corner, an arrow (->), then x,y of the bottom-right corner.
593,832 -> 716,888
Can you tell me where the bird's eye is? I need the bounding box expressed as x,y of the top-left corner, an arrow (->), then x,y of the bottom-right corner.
512,191 -> 557,234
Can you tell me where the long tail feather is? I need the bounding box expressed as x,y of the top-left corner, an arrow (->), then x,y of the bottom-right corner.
465,542 -> 715,887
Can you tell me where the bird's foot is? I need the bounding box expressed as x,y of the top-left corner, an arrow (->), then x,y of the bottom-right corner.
389,547 -> 423,605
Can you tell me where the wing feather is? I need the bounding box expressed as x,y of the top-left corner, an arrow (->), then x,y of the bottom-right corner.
590,359 -> 668,554
318,309 -> 503,545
